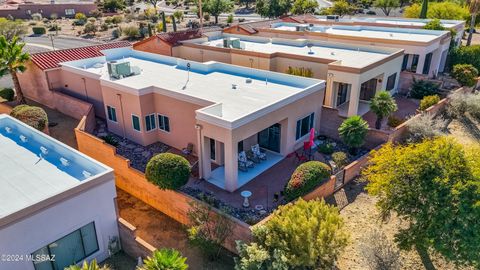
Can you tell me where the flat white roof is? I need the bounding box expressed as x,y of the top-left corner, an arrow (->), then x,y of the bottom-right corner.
200,35 -> 396,68
314,16 -> 464,28
61,48 -> 324,129
0,115 -> 111,221
271,23 -> 448,43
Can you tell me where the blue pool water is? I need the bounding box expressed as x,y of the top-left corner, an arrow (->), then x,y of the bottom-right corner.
0,116 -> 106,181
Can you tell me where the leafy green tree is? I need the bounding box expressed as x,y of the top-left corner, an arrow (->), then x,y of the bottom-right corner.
144,0 -> 161,12
145,153 -> 191,190
0,18 -> 27,40
467,0 -> 480,46
373,0 -> 399,16
0,36 -> 30,104
370,91 -> 397,129
291,0 -> 318,15
324,0 -> 355,17
173,10 -> 184,21
338,116 -> 368,154
364,138 -> 480,268
452,63 -> 479,87
255,0 -> 292,18
404,2 -> 469,20
103,0 -> 126,12
138,249 -> 188,270
450,45 -> 480,71
235,199 -> 348,270
202,0 -> 234,24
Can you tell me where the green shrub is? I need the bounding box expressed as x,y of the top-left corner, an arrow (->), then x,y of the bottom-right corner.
450,45 -> 480,71
387,115 -> 405,128
285,161 -> 331,200
112,28 -> 121,38
145,153 -> 191,190
138,249 -> 188,270
100,135 -> 118,146
73,19 -> 86,26
10,105 -> 48,131
332,151 -> 348,168
100,23 -> 109,31
0,88 -> 14,101
83,22 -> 98,34
75,12 -> 87,21
112,15 -> 124,24
409,78 -> 440,99
286,66 -> 314,78
452,64 -> 479,87
406,113 -> 447,142
32,26 -> 46,35
227,13 -> 234,23
447,91 -> 468,118
104,16 -> 113,24
419,95 -> 440,111
318,142 -> 334,154
122,24 -> 140,39
31,13 -> 42,21
466,93 -> 480,121
48,24 -> 61,31
65,259 -> 110,270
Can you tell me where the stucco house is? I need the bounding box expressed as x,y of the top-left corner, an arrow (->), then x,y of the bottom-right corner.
0,114 -> 118,270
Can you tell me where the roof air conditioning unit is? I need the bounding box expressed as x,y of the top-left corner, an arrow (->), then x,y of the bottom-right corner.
295,25 -> 308,31
326,15 -> 340,21
107,61 -> 132,79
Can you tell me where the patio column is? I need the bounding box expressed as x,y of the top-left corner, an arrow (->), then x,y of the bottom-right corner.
324,74 -> 336,107
415,54 -> 426,75
347,81 -> 360,117
223,138 -> 238,192
201,136 -> 212,180
429,48 -> 442,77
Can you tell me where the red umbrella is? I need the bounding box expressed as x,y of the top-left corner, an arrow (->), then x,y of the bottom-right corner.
308,128 -> 315,148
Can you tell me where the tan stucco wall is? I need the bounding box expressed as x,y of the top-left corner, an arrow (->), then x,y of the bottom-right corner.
17,62 -> 55,107
100,85 -> 203,152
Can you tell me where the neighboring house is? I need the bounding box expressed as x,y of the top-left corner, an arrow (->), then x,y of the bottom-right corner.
17,41 -> 131,119
224,20 -> 452,76
135,32 -> 403,117
45,47 -> 325,192
0,0 -> 97,19
289,15 -> 465,47
0,114 -> 117,270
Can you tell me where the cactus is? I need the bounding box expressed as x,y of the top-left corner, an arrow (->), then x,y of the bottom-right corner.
161,12 -> 167,32
147,23 -> 153,37
171,15 -> 177,32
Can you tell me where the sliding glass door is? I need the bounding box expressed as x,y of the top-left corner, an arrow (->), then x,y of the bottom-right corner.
258,123 -> 281,153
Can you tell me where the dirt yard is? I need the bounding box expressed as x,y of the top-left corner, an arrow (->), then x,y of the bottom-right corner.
116,189 -> 235,270
333,113 -> 480,270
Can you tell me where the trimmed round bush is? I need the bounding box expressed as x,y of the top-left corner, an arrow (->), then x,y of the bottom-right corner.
10,105 -> 48,131
0,88 -> 14,101
145,153 -> 191,190
419,95 -> 440,111
332,151 -> 348,168
285,161 -> 331,201
32,26 -> 46,35
452,64 -> 479,87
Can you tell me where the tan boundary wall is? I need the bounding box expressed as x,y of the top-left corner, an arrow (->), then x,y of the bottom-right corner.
118,218 -> 156,259
75,119 -> 251,253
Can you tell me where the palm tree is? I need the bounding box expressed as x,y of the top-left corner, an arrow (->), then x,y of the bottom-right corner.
138,248 -> 188,270
370,91 -> 398,129
338,116 -> 368,154
0,36 -> 30,104
466,0 -> 480,46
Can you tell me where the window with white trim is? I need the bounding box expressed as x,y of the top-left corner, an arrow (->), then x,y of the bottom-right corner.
65,9 -> 75,15
158,114 -> 170,132
132,115 -> 141,132
296,113 -> 314,140
145,114 -> 156,131
106,106 -> 117,122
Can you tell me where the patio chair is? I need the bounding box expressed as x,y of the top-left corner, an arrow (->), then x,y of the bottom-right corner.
251,144 -> 267,161
238,151 -> 254,171
182,143 -> 194,155
246,150 -> 260,163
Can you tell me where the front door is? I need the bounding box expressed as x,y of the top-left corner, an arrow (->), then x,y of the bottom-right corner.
258,123 -> 281,153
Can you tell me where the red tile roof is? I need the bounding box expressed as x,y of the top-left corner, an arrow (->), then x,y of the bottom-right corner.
30,41 -> 131,70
